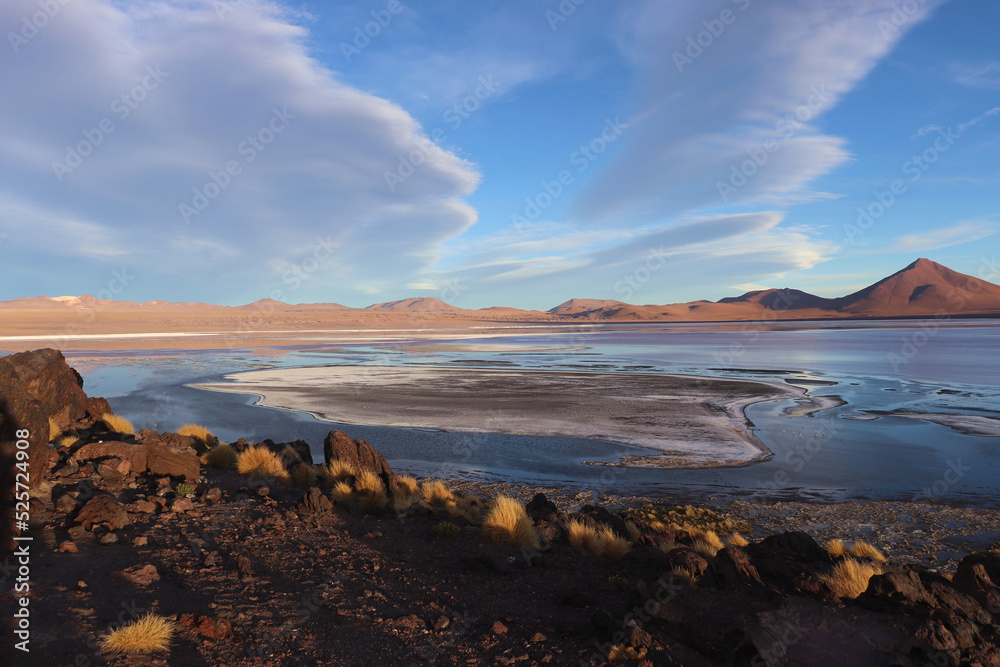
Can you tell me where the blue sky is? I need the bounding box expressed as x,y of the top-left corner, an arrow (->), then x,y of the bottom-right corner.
0,0 -> 997,309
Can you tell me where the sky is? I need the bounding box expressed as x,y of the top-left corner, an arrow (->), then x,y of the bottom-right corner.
0,0 -> 997,310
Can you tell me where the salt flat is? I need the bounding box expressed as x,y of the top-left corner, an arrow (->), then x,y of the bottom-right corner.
192,366 -> 802,468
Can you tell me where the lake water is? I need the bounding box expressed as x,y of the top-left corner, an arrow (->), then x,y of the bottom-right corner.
24,319 -> 1000,504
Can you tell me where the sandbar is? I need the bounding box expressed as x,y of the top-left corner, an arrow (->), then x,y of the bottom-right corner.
192,366 -> 802,469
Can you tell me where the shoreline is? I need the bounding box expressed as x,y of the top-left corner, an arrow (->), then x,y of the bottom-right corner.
191,365 -> 803,470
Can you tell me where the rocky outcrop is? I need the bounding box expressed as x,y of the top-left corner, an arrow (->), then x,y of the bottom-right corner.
324,429 -> 396,484
71,440 -> 200,480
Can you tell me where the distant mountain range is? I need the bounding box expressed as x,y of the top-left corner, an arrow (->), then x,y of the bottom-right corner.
2,259 -> 999,323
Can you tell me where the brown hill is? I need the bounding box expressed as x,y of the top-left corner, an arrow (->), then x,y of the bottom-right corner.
364,297 -> 464,313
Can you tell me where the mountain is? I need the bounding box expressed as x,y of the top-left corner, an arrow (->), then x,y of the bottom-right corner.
364,297 -> 464,313
1,259 -> 997,327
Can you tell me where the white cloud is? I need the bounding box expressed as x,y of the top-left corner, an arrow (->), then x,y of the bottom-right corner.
573,0 -> 946,224
0,0 -> 479,302
951,61 -> 1000,89
889,219 -> 997,253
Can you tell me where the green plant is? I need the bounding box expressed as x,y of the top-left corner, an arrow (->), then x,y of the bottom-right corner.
431,521 -> 461,539
175,482 -> 195,496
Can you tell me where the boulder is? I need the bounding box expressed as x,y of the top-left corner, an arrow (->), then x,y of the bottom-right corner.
300,486 -> 333,514
705,547 -> 762,589
0,349 -> 90,429
146,446 -> 200,480
73,440 -> 199,480
577,505 -> 630,540
323,430 -> 396,484
525,493 -> 560,524
275,439 -> 313,465
73,441 -> 149,470
74,493 -> 130,530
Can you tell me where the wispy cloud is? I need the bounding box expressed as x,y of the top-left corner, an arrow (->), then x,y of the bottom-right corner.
889,219 -> 997,253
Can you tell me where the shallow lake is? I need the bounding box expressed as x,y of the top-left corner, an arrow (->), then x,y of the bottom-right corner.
17,319 -> 999,504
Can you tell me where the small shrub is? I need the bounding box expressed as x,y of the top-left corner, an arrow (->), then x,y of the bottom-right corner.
431,521 -> 460,539
658,540 -> 681,554
236,446 -> 288,483
728,533 -> 749,548
668,566 -> 699,589
422,480 -> 455,507
820,558 -> 883,598
327,459 -> 355,480
395,474 -> 420,497
175,482 -> 195,496
391,475 -> 422,512
567,519 -> 602,556
101,413 -> 135,436
280,444 -> 302,462
355,470 -> 388,510
57,434 -> 79,448
455,494 -> 483,520
291,464 -> 318,488
331,481 -> 353,503
202,443 -> 238,469
826,539 -> 847,557
598,525 -> 632,560
100,612 -> 174,655
851,540 -> 886,562
482,495 -> 539,549
608,644 -> 647,662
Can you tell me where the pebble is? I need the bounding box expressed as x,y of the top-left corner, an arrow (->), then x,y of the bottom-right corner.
491,620 -> 508,635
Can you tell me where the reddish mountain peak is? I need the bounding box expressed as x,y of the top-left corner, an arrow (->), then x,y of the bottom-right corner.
365,297 -> 462,312
548,298 -> 628,313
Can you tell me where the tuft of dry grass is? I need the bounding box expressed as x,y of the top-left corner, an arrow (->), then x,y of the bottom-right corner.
101,412 -> 135,436
280,444 -> 302,462
331,481 -> 353,503
455,494 -> 483,520
201,443 -> 238,469
355,470 -> 388,510
391,475 -> 422,513
851,540 -> 887,562
607,644 -> 647,662
57,434 -> 79,448
236,446 -> 288,482
176,423 -> 215,443
327,459 -> 356,480
820,558 -> 883,599
728,533 -> 749,548
422,480 -> 455,507
100,613 -> 174,655
483,495 -> 539,549
598,525 -> 632,560
826,539 -> 847,557
566,520 -> 631,559
691,540 -> 720,558
48,416 -> 63,441
625,520 -> 641,543
658,540 -> 682,554
291,463 -> 319,488
668,566 -> 700,589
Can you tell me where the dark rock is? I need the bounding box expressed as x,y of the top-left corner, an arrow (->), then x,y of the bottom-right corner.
146,445 -> 200,479
74,493 -> 130,530
55,494 -> 78,513
159,432 -> 199,451
323,429 -> 397,486
204,487 -> 222,503
590,610 -> 619,643
57,540 -> 78,553
491,620 -> 508,635
178,613 -> 233,641
745,531 -> 829,592
171,497 -> 194,513
0,348 -> 91,430
662,546 -> 710,578
953,555 -> 1000,613
301,486 -> 333,514
86,396 -> 112,422
623,619 -> 652,648
132,536 -> 148,547
98,532 -> 119,545
276,439 -> 313,465
526,493 -> 560,523
117,564 -> 159,586
705,547 -> 763,589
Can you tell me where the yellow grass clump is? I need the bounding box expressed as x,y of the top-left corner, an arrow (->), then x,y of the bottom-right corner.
820,558 -> 883,599
331,481 -> 353,503
422,480 -> 455,507
201,443 -> 238,469
826,539 -> 847,557
48,416 -> 63,441
101,413 -> 135,436
691,540 -> 720,558
291,463 -> 319,488
851,540 -> 887,562
57,434 -> 79,448
175,423 -> 216,443
391,475 -> 422,512
625,520 -> 641,544
607,644 -> 647,662
236,446 -> 288,483
728,533 -> 749,548
456,494 -> 483,520
280,444 -> 302,462
668,566 -> 700,589
355,470 -> 388,510
327,459 -> 356,480
482,495 -> 539,549
566,520 -> 631,559
100,613 -> 174,655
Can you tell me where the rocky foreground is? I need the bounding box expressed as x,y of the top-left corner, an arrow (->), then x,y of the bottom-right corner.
2,349 -> 1000,666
